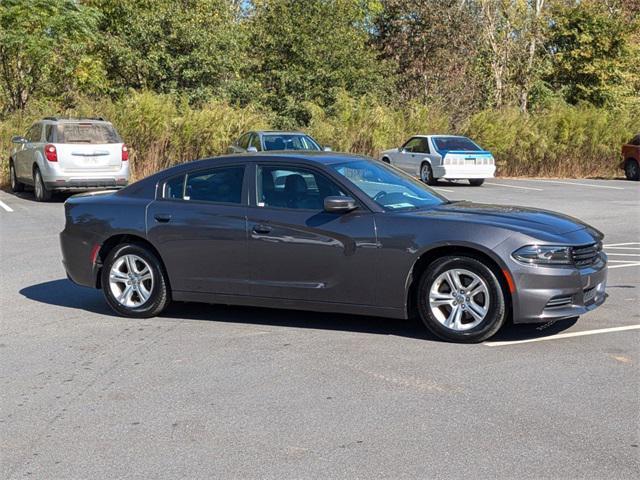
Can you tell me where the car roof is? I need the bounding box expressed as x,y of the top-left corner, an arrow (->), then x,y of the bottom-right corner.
121,152 -> 370,198
254,131 -> 309,135
40,117 -> 112,124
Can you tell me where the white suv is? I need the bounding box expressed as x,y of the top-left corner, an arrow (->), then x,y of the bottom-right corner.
9,117 -> 130,201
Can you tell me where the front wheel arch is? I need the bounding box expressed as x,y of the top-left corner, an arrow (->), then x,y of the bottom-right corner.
96,234 -> 171,292
406,245 -> 513,322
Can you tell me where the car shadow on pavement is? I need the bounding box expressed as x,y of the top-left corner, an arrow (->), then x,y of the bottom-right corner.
0,186 -> 75,203
20,278 -> 113,315
21,278 -> 578,343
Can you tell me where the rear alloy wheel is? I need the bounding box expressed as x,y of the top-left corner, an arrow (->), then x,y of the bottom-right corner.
417,255 -> 507,343
101,243 -> 170,318
469,178 -> 485,186
624,159 -> 639,181
10,161 -> 24,192
420,163 -> 436,185
33,168 -> 51,201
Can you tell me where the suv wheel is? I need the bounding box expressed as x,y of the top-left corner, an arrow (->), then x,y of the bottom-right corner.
101,243 -> 171,318
417,255 -> 507,343
625,159 -> 639,181
33,168 -> 52,202
469,178 -> 485,186
10,161 -> 24,192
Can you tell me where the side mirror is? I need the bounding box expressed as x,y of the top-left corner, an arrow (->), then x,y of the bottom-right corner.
246,146 -> 258,153
323,146 -> 332,152
12,136 -> 27,144
324,196 -> 357,213
399,147 -> 406,153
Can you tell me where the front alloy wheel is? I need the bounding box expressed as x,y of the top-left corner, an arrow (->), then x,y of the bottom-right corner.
417,255 -> 507,342
10,162 -> 24,192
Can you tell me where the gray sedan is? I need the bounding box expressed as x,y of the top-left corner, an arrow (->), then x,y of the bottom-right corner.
60,152 -> 607,343
228,131 -> 330,153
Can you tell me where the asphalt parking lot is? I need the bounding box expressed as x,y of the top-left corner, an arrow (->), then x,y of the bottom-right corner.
1,178 -> 638,479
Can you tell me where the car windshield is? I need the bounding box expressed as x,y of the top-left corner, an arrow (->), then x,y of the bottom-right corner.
433,136 -> 481,152
56,123 -> 121,144
262,134 -> 321,151
331,160 -> 446,211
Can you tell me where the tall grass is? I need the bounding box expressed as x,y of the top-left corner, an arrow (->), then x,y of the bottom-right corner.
1,91 -> 637,185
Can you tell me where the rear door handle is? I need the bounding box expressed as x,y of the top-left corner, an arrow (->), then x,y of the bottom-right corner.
154,213 -> 172,223
252,224 -> 272,234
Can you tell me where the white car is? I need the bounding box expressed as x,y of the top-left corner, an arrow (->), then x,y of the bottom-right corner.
381,135 -> 496,186
9,117 -> 130,201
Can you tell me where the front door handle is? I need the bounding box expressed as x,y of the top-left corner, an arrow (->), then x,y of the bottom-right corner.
252,224 -> 272,234
154,213 -> 172,223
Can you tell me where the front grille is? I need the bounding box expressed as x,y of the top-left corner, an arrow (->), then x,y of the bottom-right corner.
571,243 -> 602,268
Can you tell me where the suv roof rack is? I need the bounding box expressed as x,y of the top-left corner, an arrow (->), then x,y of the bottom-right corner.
42,116 -> 106,121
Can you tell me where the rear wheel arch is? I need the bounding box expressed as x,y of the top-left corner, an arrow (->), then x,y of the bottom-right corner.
96,234 -> 170,290
406,245 -> 513,320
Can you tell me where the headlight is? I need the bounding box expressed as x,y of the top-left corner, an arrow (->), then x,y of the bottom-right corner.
512,245 -> 572,265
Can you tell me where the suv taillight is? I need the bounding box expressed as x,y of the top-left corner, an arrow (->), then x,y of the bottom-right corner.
122,144 -> 129,161
44,144 -> 57,162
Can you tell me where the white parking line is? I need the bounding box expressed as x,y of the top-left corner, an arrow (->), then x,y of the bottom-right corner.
609,263 -> 640,269
605,247 -> 640,250
605,242 -> 640,247
433,187 -> 455,193
0,199 -> 13,212
606,253 -> 640,257
485,325 -> 640,346
521,179 -> 624,190
485,182 -> 544,191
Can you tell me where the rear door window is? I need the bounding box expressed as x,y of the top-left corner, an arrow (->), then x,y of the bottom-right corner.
249,134 -> 262,151
56,123 -> 121,144
184,166 -> 245,204
164,175 -> 185,199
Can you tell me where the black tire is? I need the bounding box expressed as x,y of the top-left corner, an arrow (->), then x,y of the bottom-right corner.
624,159 -> 639,181
420,162 -> 437,185
9,160 -> 24,192
33,168 -> 52,202
101,243 -> 171,318
469,178 -> 485,186
417,255 -> 507,343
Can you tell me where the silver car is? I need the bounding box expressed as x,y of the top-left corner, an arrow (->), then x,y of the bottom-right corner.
228,130 -> 330,153
9,117 -> 130,201
381,135 -> 496,186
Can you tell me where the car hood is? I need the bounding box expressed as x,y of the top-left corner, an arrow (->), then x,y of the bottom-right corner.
407,201 -> 600,238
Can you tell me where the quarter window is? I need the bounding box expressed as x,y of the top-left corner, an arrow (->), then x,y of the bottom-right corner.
257,165 -> 346,210
249,134 -> 262,151
182,166 -> 244,204
237,133 -> 251,150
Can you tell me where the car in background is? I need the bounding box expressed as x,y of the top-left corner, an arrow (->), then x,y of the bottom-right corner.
381,135 -> 495,186
621,133 -> 640,181
228,131 -> 330,153
60,152 -> 607,343
9,117 -> 130,201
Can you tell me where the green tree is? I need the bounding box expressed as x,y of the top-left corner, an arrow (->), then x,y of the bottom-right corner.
86,0 -> 251,104
546,0 -> 640,107
0,0 -> 101,112
248,0 -> 389,126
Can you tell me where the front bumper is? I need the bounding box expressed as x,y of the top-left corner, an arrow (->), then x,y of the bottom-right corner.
510,256 -> 608,323
433,164 -> 496,179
